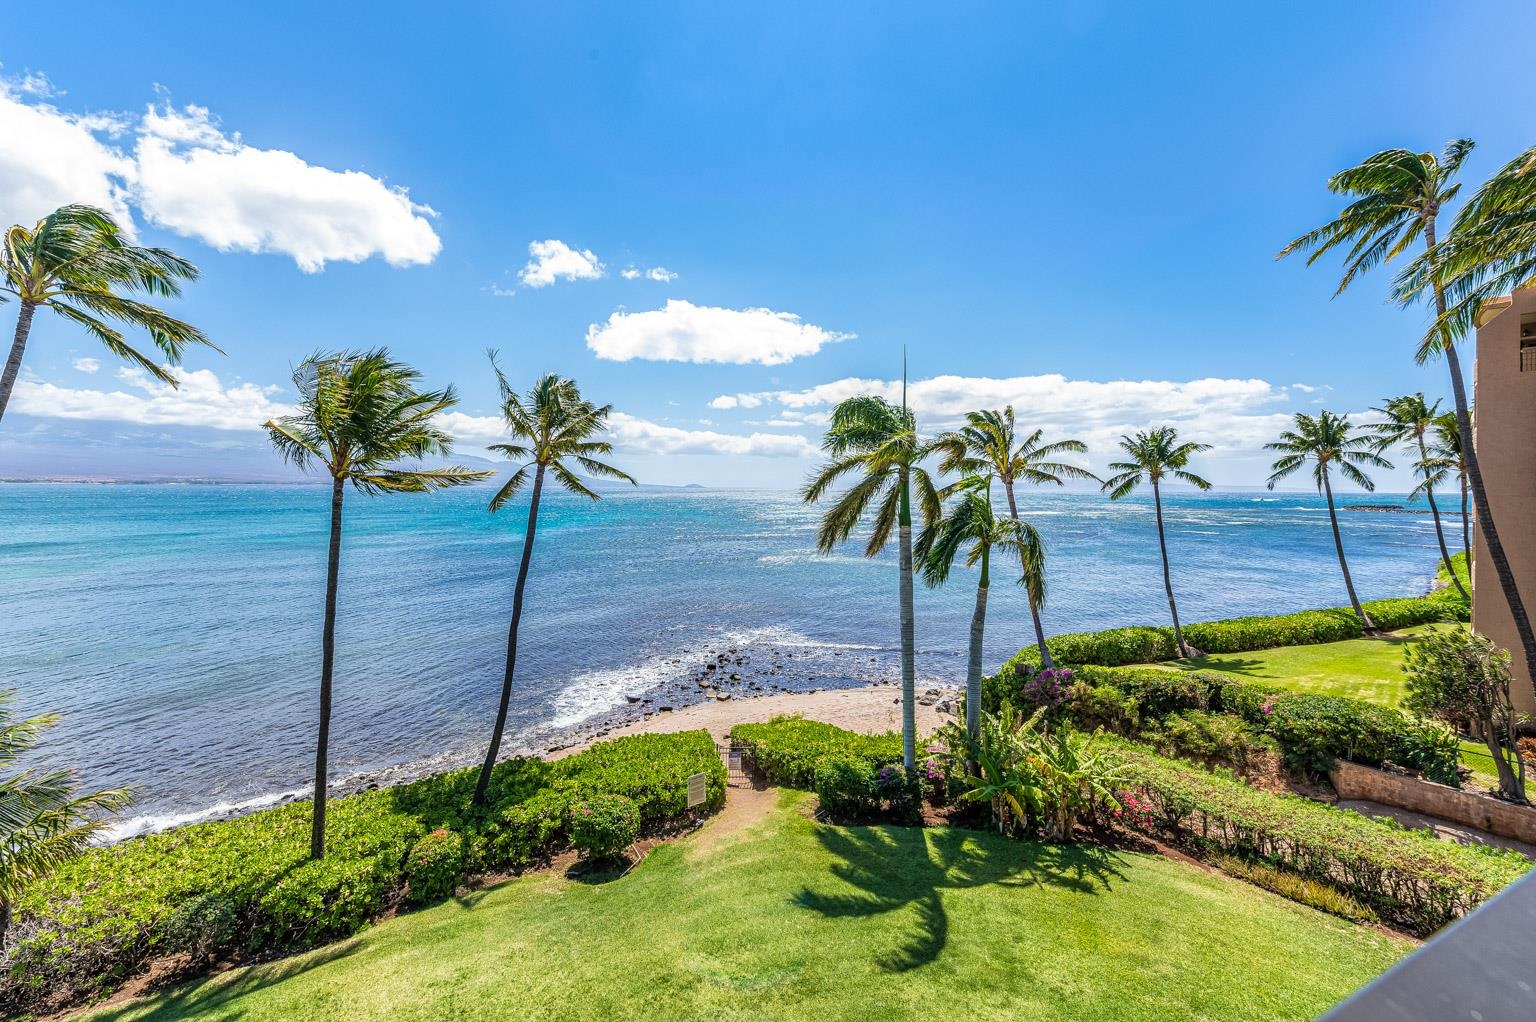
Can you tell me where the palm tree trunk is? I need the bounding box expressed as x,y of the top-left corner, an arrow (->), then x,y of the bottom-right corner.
474,463 -> 546,806
897,467 -> 916,770
1151,479 -> 1191,657
1419,436 -> 1468,600
967,545 -> 989,741
1322,468 -> 1374,631
0,300 -> 38,424
1427,218 -> 1536,694
311,474 -> 345,860
1460,471 -> 1471,566
1003,482 -> 1053,668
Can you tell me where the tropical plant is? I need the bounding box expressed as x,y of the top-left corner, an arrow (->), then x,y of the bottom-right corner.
916,478 -> 1043,740
931,407 -> 1096,667
1404,628 -> 1528,802
264,350 -> 487,858
1029,727 -> 1129,841
1282,141 -> 1536,696
1,204 -> 213,424
1265,411 -> 1390,630
1369,393 -> 1468,599
473,363 -> 635,806
1101,427 -> 1212,657
802,392 -> 939,768
1427,410 -> 1471,563
0,691 -> 133,948
940,704 -> 1047,837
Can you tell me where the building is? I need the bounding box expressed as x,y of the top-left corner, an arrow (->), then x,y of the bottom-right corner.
1473,290 -> 1536,715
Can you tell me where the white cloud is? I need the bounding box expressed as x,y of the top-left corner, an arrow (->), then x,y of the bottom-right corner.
518,239 -> 604,287
72,357 -> 101,373
10,366 -> 294,430
440,409 -> 813,459
621,265 -> 678,282
709,372 -> 1322,474
587,299 -> 852,366
133,105 -> 440,272
0,77 -> 440,272
0,79 -> 135,230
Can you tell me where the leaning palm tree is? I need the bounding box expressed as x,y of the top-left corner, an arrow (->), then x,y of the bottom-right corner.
473,362 -> 636,806
1369,394 -> 1467,600
916,478 -> 1043,740
1266,411 -> 1391,630
802,394 -> 939,768
1,204 -> 213,423
0,691 -> 133,948
265,351 -> 487,859
931,407 -> 1096,667
1282,141 -> 1536,691
1101,427 -> 1211,658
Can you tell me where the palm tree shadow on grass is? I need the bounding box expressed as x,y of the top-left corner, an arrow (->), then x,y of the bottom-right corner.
86,942 -> 362,1022
794,824 -> 1126,973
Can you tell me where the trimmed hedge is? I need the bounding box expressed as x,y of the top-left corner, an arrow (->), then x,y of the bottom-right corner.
730,716 -> 904,788
998,590 -> 1468,678
6,730 -> 724,1014
1113,739 -> 1530,935
1045,664 -> 1461,784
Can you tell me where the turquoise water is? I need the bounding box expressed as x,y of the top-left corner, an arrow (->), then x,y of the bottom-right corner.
1,483 -> 1453,835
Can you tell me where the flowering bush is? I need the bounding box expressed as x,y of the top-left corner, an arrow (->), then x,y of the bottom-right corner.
1019,666 -> 1074,711
1109,790 -> 1155,834
570,794 -> 640,861
403,828 -> 464,905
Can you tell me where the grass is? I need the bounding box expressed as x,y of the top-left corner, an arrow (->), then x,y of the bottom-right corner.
1165,622 -> 1522,794
87,791 -> 1408,1022
1165,624 -> 1447,706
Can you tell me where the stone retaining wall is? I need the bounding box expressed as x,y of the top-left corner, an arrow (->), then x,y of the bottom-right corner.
1330,760 -> 1536,844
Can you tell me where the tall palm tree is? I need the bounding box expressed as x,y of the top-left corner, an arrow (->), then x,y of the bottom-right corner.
0,691 -> 133,948
265,351 -> 487,859
1102,427 -> 1211,658
1266,411 -> 1392,630
473,362 -> 635,807
1369,393 -> 1468,600
916,478 -> 1043,740
1281,141 -> 1536,691
802,394 -> 939,768
1,204 -> 213,423
931,407 -> 1096,667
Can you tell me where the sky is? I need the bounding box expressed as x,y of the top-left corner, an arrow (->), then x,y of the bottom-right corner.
2,1 -> 1533,490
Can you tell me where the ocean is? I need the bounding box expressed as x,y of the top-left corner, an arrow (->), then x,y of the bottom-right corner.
1,483 -> 1455,838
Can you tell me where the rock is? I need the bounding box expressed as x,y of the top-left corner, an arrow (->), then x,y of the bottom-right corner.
728,672 -> 741,681
625,695 -> 642,703
716,692 -> 731,700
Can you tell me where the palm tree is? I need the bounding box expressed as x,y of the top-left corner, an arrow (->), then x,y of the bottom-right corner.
1,204 -> 213,423
802,394 -> 939,768
1282,141 -> 1536,692
265,351 -> 487,859
1265,411 -> 1392,630
1428,410 -> 1471,564
916,478 -> 1044,740
1,691 -> 133,948
1102,427 -> 1211,658
931,407 -> 1095,667
473,362 -> 636,806
1369,394 -> 1468,600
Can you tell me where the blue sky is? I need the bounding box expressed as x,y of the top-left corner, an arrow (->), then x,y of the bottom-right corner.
2,1 -> 1533,488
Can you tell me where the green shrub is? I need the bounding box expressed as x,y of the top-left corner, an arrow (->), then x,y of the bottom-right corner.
1141,710 -> 1280,771
1213,855 -> 1378,923
814,757 -> 881,820
569,794 -> 640,860
403,829 -> 464,905
730,716 -> 904,788
995,590 -> 1469,682
1113,738 -> 1528,935
6,730 -> 722,1014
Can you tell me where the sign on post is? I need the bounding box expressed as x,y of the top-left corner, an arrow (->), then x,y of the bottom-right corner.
686,771 -> 707,808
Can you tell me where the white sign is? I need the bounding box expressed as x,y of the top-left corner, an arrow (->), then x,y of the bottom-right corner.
686,772 -> 707,808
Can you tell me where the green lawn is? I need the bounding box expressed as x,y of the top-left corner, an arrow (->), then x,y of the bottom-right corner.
1167,624 -> 1448,706
89,791 -> 1407,1022
1166,624 -> 1516,792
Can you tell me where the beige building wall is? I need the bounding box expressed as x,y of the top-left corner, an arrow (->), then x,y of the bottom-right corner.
1473,290 -> 1536,715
